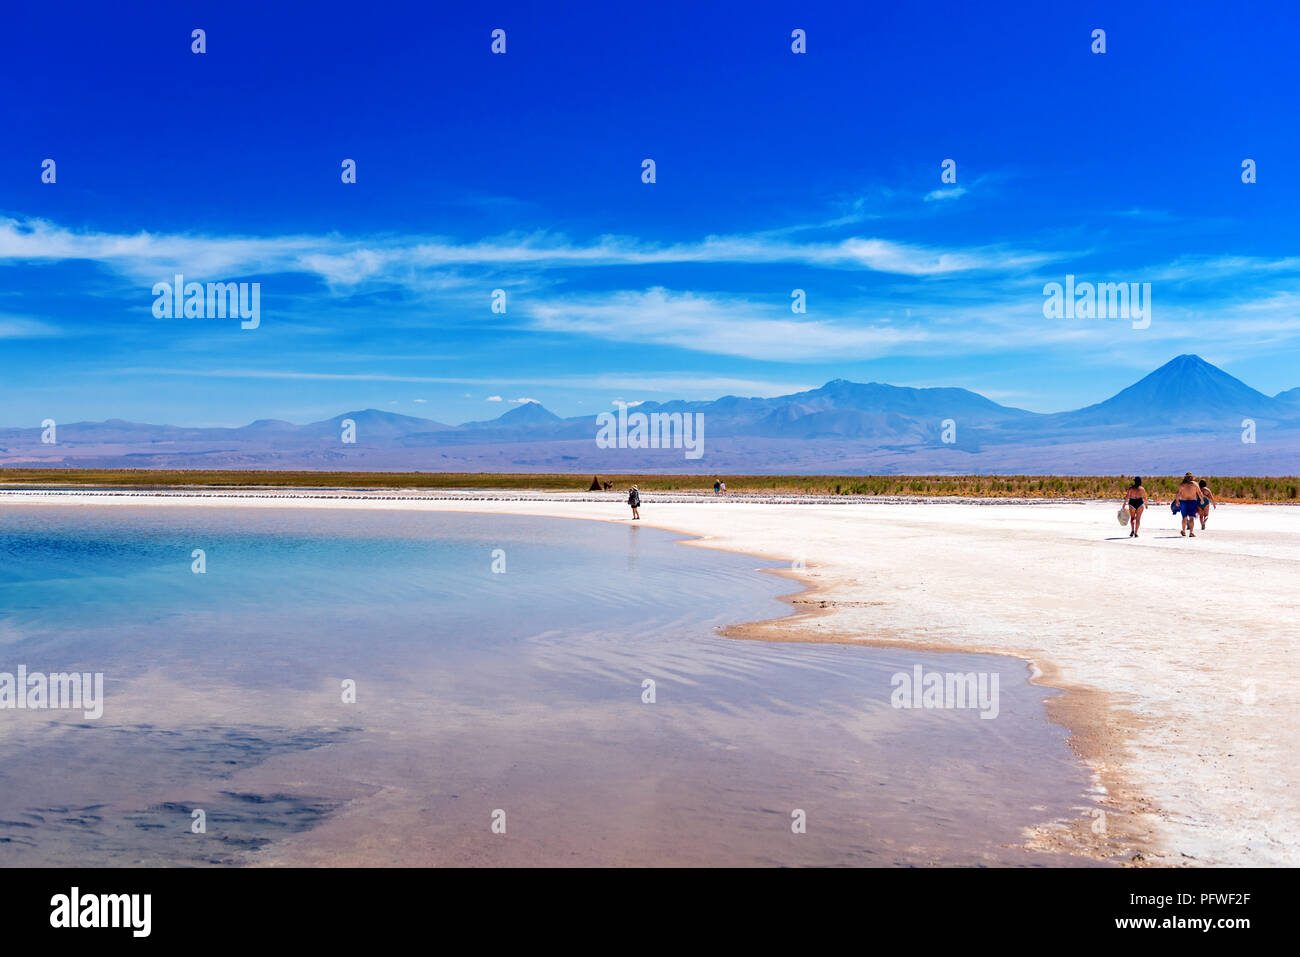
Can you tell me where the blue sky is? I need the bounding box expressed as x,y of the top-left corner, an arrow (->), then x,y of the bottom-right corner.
2,0 -> 1298,426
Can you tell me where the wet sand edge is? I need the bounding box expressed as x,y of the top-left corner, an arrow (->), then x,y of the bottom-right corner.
691,553 -> 1165,867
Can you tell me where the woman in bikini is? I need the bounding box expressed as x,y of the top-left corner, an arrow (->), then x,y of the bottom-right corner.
1125,476 -> 1148,537
1175,472 -> 1202,537
1197,479 -> 1217,530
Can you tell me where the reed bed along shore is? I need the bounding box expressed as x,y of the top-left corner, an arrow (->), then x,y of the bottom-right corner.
1,469 -> 1297,503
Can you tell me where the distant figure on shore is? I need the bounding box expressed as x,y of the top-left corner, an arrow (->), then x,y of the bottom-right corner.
713,479 -> 721,494
1175,472 -> 1202,537
1197,479 -> 1217,530
1125,476 -> 1148,537
603,481 -> 613,490
628,485 -> 641,520
719,481 -> 727,494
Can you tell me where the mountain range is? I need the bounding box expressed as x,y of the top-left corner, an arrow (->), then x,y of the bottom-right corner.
3,356 -> 1298,475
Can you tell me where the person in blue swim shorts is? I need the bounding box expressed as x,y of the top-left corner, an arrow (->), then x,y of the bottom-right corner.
1175,472 -> 1202,537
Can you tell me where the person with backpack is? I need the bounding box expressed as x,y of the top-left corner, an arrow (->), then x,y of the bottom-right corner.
628,485 -> 641,520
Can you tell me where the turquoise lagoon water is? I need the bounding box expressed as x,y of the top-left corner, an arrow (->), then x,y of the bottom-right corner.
0,506 -> 1102,866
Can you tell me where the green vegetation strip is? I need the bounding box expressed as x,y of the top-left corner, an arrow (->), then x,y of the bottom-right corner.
1,469 -> 1297,503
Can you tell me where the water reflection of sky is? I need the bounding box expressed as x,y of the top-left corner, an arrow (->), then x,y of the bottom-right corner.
0,506 -> 1102,866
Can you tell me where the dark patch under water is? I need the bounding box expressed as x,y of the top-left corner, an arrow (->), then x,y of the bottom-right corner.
0,722 -> 360,866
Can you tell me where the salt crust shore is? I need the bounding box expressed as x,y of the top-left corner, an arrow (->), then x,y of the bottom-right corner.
5,488 -> 1296,866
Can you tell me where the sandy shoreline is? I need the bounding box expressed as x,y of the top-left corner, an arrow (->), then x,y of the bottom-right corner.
4,488 -> 1295,866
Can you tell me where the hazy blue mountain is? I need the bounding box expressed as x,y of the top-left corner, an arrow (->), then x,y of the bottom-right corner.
299,409 -> 454,438
1053,355 -> 1289,428
458,401 -> 564,430
601,379 -> 1036,447
3,356 -> 1298,474
777,378 -> 1034,421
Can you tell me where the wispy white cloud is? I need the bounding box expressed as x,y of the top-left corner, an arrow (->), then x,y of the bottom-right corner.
0,215 -> 1060,290
111,366 -> 813,398
1147,255 -> 1300,282
587,375 -> 809,396
528,287 -> 934,362
0,314 -> 61,338
924,186 -> 967,202
17,213 -> 1297,379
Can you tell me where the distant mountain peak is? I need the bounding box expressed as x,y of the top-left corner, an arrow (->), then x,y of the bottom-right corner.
303,407 -> 453,435
496,402 -> 560,423
1160,353 -> 1210,370
457,401 -> 563,430
1143,354 -> 1242,385
1065,354 -> 1282,425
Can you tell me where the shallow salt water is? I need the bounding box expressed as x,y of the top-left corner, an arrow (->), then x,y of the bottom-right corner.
0,506 -> 1102,866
